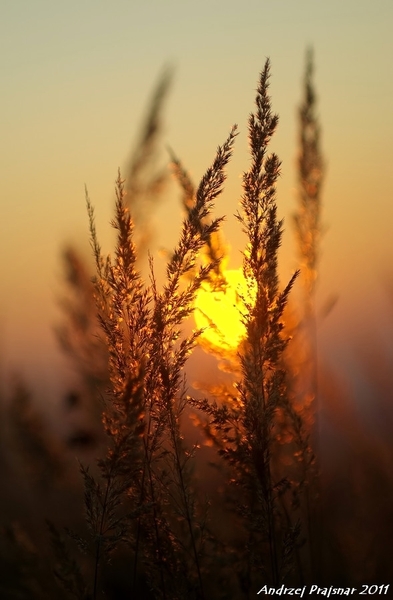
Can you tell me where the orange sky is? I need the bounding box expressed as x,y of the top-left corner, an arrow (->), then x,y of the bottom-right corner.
1,1 -> 393,405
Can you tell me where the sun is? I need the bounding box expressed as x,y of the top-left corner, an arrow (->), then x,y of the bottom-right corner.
194,268 -> 256,350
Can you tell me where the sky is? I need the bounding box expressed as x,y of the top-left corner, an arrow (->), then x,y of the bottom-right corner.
1,0 -> 393,405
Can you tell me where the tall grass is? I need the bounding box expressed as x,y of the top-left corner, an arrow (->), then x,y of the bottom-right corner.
1,53 -> 393,599
81,124 -> 236,598
1,56 -> 305,600
285,47 -> 325,580
57,57 -> 304,597
192,59 -> 300,593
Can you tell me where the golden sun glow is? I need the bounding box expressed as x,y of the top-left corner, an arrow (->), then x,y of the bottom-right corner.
194,269 -> 256,350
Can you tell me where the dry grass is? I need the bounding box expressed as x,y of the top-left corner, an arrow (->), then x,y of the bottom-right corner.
1,54 -> 392,599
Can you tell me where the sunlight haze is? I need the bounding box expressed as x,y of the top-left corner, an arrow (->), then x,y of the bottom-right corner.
1,0 -> 392,400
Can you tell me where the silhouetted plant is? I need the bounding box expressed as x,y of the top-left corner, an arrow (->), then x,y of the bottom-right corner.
6,52 -> 393,600
191,59 -> 300,593
65,122 -> 236,599
56,69 -> 173,453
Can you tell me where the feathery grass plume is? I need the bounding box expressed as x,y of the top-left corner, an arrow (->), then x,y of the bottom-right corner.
192,59 -> 299,591
169,147 -> 243,378
136,127 -> 236,599
146,125 -> 236,598
294,48 -> 324,311
56,69 -> 172,450
284,49 -> 325,579
289,47 -> 325,423
125,66 -> 173,257
72,128 -> 236,598
236,58 -> 299,587
168,147 -> 228,281
291,47 -> 324,426
84,173 -> 150,598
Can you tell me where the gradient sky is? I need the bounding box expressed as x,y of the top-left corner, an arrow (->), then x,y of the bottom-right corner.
1,0 -> 393,402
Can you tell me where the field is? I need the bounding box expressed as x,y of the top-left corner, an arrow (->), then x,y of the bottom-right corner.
1,51 -> 392,600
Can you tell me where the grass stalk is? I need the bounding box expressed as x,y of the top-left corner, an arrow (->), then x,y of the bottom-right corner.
293,47 -> 325,579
